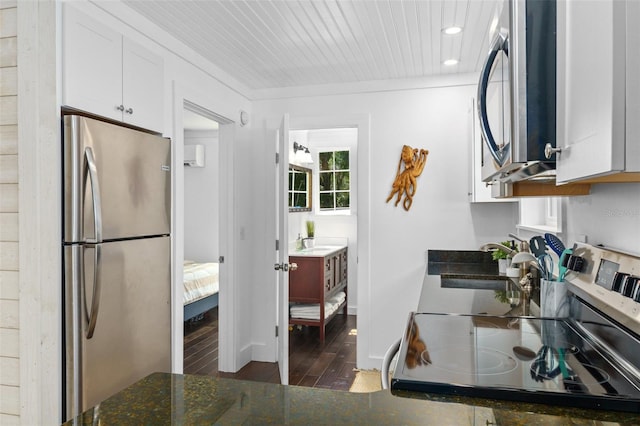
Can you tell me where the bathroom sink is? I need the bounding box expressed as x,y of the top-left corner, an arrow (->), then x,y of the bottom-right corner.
291,245 -> 345,256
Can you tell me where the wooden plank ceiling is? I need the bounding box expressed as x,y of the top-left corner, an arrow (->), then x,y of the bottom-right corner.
123,0 -> 499,90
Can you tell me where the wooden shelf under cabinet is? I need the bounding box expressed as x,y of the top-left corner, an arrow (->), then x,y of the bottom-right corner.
289,247 -> 348,343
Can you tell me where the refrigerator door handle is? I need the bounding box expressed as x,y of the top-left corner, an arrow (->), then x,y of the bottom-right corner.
84,146 -> 103,339
84,147 -> 103,244
84,243 -> 101,339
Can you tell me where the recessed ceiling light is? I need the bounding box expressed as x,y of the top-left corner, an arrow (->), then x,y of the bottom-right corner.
443,26 -> 462,35
443,59 -> 459,66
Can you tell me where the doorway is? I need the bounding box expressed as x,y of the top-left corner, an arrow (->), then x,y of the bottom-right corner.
181,107 -> 221,375
287,127 -> 359,387
170,90 -> 236,375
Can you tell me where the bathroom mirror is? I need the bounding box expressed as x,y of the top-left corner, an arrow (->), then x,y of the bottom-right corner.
289,164 -> 312,212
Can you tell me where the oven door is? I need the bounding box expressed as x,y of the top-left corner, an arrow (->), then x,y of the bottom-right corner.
478,29 -> 511,182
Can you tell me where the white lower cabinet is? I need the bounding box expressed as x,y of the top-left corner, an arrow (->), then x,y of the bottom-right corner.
62,3 -> 164,133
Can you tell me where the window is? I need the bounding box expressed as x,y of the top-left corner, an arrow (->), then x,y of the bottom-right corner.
518,197 -> 562,233
288,165 -> 312,212
318,150 -> 350,212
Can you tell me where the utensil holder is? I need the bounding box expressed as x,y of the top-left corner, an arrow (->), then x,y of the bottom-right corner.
541,279 -> 570,318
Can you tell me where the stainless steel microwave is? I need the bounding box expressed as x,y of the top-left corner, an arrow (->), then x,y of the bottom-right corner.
477,0 -> 557,183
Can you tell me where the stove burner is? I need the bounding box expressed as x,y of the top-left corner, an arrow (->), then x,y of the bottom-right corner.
422,346 -> 518,375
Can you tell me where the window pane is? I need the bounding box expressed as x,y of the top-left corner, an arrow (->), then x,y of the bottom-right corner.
335,150 -> 349,170
319,172 -> 334,190
335,171 -> 349,190
319,152 -> 334,171
336,192 -> 350,208
289,193 -> 293,207
288,170 -> 293,188
293,193 -> 307,208
294,172 -> 307,191
320,193 -> 334,209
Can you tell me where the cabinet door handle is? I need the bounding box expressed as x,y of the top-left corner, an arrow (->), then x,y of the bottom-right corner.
289,262 -> 298,271
116,104 -> 124,112
544,143 -> 562,159
124,107 -> 134,115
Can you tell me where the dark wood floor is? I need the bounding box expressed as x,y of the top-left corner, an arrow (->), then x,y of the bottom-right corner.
183,308 -> 219,376
183,307 -> 358,391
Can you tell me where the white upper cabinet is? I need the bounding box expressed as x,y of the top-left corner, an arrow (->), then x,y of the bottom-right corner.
62,4 -> 164,133
556,0 -> 640,184
121,39 -> 164,133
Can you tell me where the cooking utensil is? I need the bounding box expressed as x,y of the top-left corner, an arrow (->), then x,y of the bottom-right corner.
544,233 -> 566,256
529,236 -> 548,257
559,248 -> 573,281
538,254 -> 554,280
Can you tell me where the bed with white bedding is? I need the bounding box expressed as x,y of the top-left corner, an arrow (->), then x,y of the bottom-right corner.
183,261 -> 219,321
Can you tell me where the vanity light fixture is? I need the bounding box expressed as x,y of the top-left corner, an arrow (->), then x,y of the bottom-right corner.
293,141 -> 314,164
443,26 -> 462,35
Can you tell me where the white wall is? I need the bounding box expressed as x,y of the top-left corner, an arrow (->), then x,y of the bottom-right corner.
564,183 -> 640,254
184,130 -> 219,262
252,79 -> 518,369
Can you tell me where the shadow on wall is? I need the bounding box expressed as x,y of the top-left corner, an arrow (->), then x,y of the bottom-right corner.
469,202 -> 519,249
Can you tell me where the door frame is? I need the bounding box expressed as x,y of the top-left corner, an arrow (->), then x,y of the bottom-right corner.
172,82 -> 236,373
276,114 -> 290,384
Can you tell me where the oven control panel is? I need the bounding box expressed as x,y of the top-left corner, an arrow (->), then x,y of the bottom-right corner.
566,243 -> 640,334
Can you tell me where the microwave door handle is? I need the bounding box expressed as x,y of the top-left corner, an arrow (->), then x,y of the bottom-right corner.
477,33 -> 509,167
84,147 -> 103,339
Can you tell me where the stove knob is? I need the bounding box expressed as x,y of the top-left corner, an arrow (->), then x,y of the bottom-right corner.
634,279 -> 640,302
621,276 -> 639,298
627,276 -> 640,300
567,255 -> 585,272
612,272 -> 629,293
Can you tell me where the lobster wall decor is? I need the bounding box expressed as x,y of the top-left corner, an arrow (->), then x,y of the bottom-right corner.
386,145 -> 429,211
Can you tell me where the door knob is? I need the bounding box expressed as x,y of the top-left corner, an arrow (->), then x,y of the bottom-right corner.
274,262 -> 298,272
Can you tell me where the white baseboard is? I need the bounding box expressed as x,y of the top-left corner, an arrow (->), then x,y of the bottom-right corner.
251,343 -> 276,363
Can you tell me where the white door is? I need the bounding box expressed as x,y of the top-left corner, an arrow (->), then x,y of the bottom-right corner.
121,37 -> 164,132
275,114 -> 290,384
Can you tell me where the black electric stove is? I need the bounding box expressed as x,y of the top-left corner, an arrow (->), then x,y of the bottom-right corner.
392,243 -> 640,413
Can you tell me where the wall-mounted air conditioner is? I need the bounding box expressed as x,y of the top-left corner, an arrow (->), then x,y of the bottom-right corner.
184,144 -> 205,167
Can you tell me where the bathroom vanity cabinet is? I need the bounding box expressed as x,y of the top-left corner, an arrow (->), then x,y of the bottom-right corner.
288,246 -> 348,342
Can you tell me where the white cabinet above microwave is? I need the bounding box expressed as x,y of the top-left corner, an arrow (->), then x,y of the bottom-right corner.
555,0 -> 640,184
62,4 -> 164,133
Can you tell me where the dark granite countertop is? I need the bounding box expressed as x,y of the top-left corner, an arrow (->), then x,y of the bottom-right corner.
427,249 -> 519,291
62,373 -> 639,425
428,249 -> 503,279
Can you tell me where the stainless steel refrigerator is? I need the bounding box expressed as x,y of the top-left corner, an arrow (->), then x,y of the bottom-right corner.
62,114 -> 172,420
